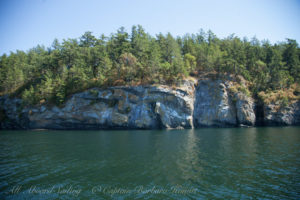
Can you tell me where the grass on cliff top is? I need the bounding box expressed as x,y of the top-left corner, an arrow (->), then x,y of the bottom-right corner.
258,83 -> 300,107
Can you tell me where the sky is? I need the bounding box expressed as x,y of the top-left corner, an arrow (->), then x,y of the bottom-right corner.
0,0 -> 300,55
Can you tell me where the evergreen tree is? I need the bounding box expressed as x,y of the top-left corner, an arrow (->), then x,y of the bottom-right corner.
0,25 -> 299,105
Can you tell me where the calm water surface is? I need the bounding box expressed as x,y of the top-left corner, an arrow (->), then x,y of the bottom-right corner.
0,127 -> 300,199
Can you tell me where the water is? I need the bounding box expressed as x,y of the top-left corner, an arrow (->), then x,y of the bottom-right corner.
0,127 -> 300,199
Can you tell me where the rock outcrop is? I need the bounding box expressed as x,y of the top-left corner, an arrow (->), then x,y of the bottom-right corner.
0,77 -> 299,130
234,92 -> 256,126
264,101 -> 300,125
0,97 -> 28,129
193,79 -> 255,127
193,80 -> 237,127
1,80 -> 196,130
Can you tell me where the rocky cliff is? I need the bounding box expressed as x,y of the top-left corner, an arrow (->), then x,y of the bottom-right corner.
0,78 -> 299,130
264,101 -> 300,126
0,80 -> 196,130
193,79 -> 256,127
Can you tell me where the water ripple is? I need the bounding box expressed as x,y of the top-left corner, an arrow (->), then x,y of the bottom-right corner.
0,127 -> 300,199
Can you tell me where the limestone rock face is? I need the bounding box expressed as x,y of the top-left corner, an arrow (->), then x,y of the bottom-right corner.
1,77 -> 299,130
193,80 -> 237,127
235,92 -> 256,126
264,102 -> 300,125
0,80 -> 196,130
193,79 -> 257,127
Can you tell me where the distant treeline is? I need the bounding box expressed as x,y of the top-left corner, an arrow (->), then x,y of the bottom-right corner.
0,25 -> 299,105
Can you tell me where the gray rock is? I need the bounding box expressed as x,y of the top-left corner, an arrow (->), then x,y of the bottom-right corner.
0,80 -> 196,130
264,101 -> 300,125
193,80 -> 237,127
1,77 -> 299,130
235,92 -> 256,126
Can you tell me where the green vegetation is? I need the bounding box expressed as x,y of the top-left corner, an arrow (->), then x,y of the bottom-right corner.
228,82 -> 251,97
0,25 -> 299,105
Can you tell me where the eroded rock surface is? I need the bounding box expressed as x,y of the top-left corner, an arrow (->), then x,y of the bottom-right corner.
264,102 -> 300,125
1,80 -> 196,129
1,78 -> 299,130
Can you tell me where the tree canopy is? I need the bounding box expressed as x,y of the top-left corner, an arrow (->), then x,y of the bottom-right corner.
0,25 -> 299,105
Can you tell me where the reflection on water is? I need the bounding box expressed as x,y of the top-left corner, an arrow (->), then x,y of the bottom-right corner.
0,127 -> 300,199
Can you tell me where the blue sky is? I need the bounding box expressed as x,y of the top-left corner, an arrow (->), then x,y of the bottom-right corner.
0,0 -> 299,55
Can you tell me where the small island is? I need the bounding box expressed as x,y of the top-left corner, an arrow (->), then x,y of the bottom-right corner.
1,0 -> 300,199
